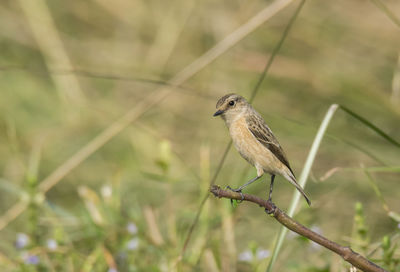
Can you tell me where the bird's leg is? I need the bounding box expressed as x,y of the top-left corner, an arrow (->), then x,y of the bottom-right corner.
268,174 -> 275,203
226,185 -> 244,203
230,175 -> 262,192
265,175 -> 276,214
265,202 -> 276,215
227,175 -> 262,203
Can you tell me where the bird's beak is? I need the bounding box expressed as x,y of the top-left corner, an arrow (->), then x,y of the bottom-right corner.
213,110 -> 224,117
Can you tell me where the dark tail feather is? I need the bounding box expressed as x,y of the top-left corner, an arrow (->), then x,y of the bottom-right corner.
286,173 -> 311,206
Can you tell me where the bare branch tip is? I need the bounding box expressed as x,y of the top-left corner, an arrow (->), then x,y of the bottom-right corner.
210,185 -> 221,197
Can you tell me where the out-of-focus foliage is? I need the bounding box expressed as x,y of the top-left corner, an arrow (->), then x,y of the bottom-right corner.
0,0 -> 399,271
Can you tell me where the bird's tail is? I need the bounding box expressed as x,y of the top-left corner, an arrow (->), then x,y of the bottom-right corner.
285,172 -> 311,206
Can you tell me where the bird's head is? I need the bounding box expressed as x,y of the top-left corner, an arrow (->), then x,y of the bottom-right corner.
213,93 -> 249,123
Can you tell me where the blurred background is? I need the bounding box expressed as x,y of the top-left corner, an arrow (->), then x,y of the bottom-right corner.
0,0 -> 400,271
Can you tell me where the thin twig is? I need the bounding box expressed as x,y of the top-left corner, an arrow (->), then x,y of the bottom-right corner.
210,185 -> 388,272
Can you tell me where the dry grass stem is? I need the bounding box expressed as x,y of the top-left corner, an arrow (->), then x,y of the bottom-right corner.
18,0 -> 85,104
143,206 -> 164,246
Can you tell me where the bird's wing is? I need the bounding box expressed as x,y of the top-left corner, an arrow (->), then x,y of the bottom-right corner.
246,114 -> 295,177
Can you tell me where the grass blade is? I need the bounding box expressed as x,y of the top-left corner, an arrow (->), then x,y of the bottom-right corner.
334,137 -> 387,166
363,166 -> 400,173
369,0 -> 400,29
267,104 -> 339,271
249,0 -> 307,102
363,168 -> 389,213
339,105 -> 400,149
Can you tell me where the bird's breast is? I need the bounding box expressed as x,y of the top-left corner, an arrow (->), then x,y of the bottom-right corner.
228,117 -> 280,175
228,118 -> 260,165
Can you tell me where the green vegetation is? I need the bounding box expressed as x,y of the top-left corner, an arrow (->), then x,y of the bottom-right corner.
0,0 -> 399,271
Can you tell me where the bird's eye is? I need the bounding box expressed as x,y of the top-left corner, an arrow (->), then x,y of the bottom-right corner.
228,100 -> 235,106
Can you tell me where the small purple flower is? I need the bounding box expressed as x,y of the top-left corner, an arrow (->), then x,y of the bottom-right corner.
15,233 -> 30,249
126,238 -> 139,251
108,268 -> 118,272
397,223 -> 400,230
256,249 -> 270,259
238,250 -> 253,262
46,239 -> 58,251
126,222 -> 138,235
24,254 -> 40,265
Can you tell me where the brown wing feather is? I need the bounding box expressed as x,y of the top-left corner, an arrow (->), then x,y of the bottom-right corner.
246,114 -> 295,177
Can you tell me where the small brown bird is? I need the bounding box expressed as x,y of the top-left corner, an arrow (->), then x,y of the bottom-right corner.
213,93 -> 311,206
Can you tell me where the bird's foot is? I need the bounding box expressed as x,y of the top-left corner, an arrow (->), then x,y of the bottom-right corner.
265,200 -> 276,215
226,186 -> 245,204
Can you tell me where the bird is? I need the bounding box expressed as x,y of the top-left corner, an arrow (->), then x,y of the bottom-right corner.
213,93 -> 311,206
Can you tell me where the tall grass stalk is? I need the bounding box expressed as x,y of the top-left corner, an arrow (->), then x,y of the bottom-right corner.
186,146 -> 211,265
18,0 -> 85,105
267,104 -> 339,271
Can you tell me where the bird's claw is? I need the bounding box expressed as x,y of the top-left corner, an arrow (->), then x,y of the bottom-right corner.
265,199 -> 276,215
226,186 -> 245,204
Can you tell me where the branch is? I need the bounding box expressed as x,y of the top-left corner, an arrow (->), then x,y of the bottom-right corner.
210,185 -> 387,272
